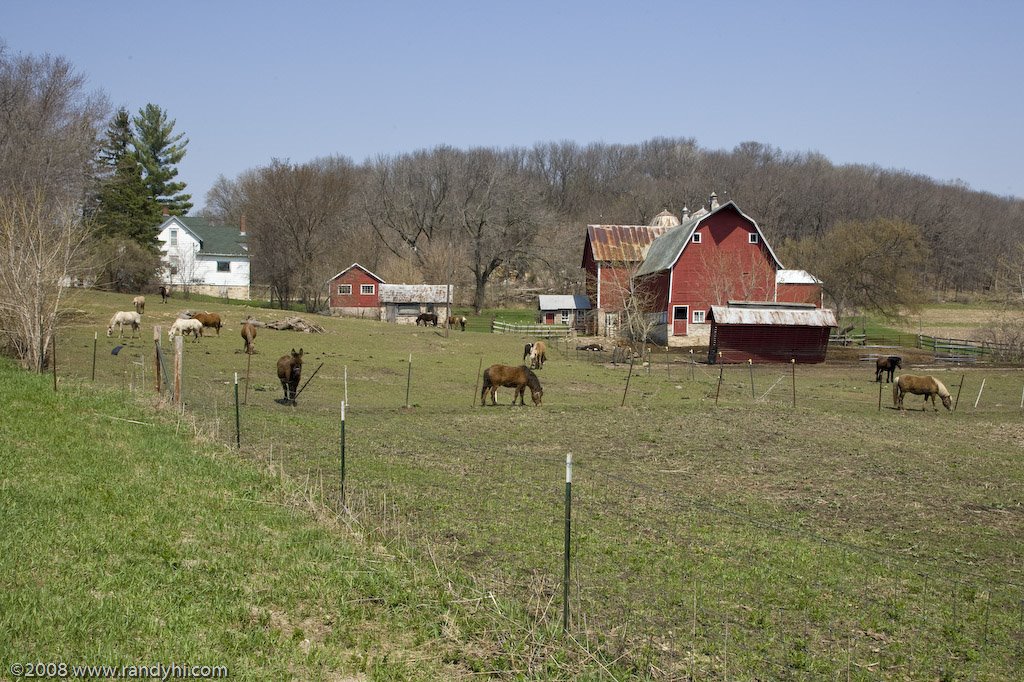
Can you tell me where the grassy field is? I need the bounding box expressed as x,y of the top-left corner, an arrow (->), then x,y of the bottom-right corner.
24,289 -> 1024,679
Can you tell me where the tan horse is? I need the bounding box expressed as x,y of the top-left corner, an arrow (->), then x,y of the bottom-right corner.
241,322 -> 257,354
480,364 -> 543,406
894,375 -> 952,411
132,295 -> 145,315
529,340 -> 547,369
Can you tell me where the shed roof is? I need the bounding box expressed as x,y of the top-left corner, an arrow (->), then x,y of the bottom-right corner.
538,294 -> 592,311
709,303 -> 837,328
379,284 -> 452,304
635,201 -> 783,277
776,269 -> 822,285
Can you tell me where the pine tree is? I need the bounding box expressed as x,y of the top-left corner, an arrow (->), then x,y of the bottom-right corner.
92,108 -> 162,245
133,103 -> 192,215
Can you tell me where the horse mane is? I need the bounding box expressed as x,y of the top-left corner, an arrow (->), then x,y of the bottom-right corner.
524,367 -> 542,392
933,377 -> 950,398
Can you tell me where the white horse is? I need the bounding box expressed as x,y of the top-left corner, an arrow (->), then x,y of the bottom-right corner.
107,311 -> 141,338
168,318 -> 203,342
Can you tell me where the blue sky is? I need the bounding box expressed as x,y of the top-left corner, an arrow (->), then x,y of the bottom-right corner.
4,1 -> 1023,207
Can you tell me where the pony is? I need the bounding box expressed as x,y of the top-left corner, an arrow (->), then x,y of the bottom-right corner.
415,312 -> 438,327
159,285 -> 169,303
168,318 -> 203,342
189,311 -> 223,336
893,375 -> 952,411
241,322 -> 257,354
529,340 -> 547,369
875,355 -> 902,383
277,348 -> 303,404
132,295 -> 145,315
523,343 -> 533,362
106,311 -> 141,338
480,364 -> 543,406
447,315 -> 467,331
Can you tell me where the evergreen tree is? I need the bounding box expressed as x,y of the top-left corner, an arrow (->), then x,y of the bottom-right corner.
92,108 -> 162,245
133,103 -> 192,215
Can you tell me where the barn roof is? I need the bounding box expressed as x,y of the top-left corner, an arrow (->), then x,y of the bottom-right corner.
635,201 -> 783,277
327,263 -> 385,283
379,284 -> 452,304
709,302 -> 837,328
584,224 -> 673,263
776,269 -> 822,285
538,294 -> 592,311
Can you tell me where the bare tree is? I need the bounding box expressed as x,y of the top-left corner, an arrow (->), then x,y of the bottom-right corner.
0,195 -> 92,369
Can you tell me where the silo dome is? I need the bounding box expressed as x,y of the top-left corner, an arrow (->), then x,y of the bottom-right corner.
649,209 -> 680,227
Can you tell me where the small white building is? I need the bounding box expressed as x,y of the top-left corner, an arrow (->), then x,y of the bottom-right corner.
538,294 -> 592,331
155,215 -> 251,299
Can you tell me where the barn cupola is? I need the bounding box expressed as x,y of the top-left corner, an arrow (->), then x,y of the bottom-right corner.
681,205 -> 691,220
709,192 -> 720,210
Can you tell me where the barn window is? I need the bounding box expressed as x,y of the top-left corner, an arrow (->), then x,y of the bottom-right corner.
748,233 -> 759,244
337,284 -> 352,295
692,310 -> 706,324
360,284 -> 375,295
217,261 -> 230,272
691,232 -> 702,244
397,304 -> 419,316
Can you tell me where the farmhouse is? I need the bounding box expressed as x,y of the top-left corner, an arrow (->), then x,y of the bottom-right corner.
326,263 -> 453,325
707,301 -> 837,364
582,193 -> 825,347
155,213 -> 250,300
537,294 -> 591,331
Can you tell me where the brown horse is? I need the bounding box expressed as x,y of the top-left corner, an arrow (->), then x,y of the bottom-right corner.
415,312 -> 438,327
277,348 -> 303,404
529,340 -> 547,369
190,311 -> 223,335
241,322 -> 257,354
875,355 -> 902,383
893,374 -> 952,411
447,315 -> 467,331
480,364 -> 543,406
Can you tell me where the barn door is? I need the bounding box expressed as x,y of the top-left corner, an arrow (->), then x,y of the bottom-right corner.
672,305 -> 688,336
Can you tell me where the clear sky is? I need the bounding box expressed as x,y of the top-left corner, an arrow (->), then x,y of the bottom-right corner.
3,0 -> 1023,208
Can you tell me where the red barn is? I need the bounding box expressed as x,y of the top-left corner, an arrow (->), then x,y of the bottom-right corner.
707,302 -> 837,364
327,263 -> 384,317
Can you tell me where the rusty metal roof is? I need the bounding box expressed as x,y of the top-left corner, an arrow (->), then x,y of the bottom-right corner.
585,224 -> 673,263
709,304 -> 837,327
379,284 -> 452,304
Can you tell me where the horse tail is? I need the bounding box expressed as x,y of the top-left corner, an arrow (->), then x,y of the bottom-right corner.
892,377 -> 900,406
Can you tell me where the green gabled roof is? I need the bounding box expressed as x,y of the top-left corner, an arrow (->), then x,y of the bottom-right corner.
164,216 -> 249,257
634,201 -> 782,277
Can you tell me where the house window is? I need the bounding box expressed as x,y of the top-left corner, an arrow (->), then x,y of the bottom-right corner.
169,256 -> 179,275
692,310 -> 706,324
337,284 -> 352,295
168,229 -> 178,246
749,233 -> 759,244
692,232 -> 701,244
217,261 -> 230,272
360,284 -> 375,295
560,310 -> 570,324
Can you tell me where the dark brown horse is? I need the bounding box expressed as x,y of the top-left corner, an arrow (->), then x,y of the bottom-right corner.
480,364 -> 543,406
416,312 -> 438,327
277,348 -> 303,404
875,355 -> 901,383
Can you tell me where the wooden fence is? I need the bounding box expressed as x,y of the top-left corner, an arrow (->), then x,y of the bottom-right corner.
491,320 -> 574,338
831,331 -> 1023,363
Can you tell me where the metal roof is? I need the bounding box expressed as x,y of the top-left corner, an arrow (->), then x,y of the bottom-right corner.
635,201 -> 783,277
538,294 -> 592,311
584,224 -> 673,263
379,284 -> 452,304
709,304 -> 837,328
777,269 -> 822,285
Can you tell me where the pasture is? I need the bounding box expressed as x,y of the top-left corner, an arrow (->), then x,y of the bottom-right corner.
43,289 -> 1024,679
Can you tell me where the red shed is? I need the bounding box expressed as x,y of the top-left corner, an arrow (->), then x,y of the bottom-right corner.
707,302 -> 837,364
327,263 -> 384,317
775,269 -> 823,307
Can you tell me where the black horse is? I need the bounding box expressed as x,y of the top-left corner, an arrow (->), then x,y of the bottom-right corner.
875,355 -> 902,383
415,312 -> 438,327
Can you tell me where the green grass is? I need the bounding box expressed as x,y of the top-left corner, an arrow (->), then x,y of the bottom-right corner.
26,289 -> 1024,679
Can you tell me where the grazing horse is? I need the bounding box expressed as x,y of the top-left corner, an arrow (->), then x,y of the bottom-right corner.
132,295 -> 145,315
529,340 -> 547,369
159,285 -> 169,303
277,348 -> 304,404
893,375 -> 952,411
168,318 -> 203,342
447,315 -> 467,331
523,343 -> 533,363
415,312 -> 438,327
189,311 -> 223,336
107,311 -> 141,338
241,322 -> 257,354
875,355 -> 902,383
480,364 -> 543,406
